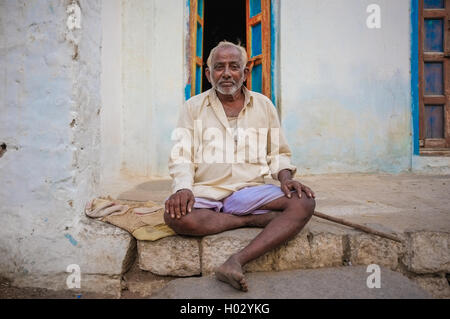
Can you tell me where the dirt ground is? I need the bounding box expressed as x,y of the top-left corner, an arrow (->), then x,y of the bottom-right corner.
0,276 -> 116,299
0,276 -> 162,299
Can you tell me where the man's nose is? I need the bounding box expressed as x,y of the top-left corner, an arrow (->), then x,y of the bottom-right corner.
222,66 -> 231,78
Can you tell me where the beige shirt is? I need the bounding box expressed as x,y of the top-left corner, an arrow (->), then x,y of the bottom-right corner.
168,87 -> 297,200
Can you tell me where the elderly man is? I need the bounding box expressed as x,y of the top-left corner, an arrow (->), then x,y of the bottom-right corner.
165,41 -> 316,292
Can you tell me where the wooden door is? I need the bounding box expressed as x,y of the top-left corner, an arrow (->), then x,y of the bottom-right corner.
419,0 -> 450,153
246,0 -> 271,98
190,0 -> 205,96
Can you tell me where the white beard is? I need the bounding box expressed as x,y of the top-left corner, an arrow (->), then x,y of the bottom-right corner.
211,76 -> 245,96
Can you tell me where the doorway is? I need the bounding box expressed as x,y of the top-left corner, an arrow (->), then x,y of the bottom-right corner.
188,0 -> 273,101
202,0 -> 247,92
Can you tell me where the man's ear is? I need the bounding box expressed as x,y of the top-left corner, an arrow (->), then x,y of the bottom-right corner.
243,66 -> 250,82
243,61 -> 252,82
205,68 -> 212,84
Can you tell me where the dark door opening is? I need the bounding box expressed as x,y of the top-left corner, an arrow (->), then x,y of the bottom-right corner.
202,0 -> 246,92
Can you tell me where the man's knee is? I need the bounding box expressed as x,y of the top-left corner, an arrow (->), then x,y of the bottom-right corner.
286,193 -> 316,220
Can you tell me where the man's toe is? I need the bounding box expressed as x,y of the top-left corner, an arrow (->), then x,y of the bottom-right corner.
239,278 -> 248,292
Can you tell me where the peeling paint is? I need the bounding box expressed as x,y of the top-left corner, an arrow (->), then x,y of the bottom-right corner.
0,143 -> 6,158
0,0 -> 104,293
66,1 -> 82,31
64,234 -> 78,246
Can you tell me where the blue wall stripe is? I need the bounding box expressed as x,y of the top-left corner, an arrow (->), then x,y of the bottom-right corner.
185,0 -> 191,101
270,0 -> 276,107
185,84 -> 191,101
411,0 -> 419,155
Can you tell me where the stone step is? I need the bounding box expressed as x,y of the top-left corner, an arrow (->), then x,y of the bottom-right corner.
135,217 -> 450,298
150,266 -> 432,299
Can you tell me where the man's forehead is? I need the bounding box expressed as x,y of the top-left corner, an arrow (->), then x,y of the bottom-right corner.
212,46 -> 242,64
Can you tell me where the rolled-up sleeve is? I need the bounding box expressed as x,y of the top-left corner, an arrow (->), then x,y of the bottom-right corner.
266,103 -> 297,180
168,102 -> 196,193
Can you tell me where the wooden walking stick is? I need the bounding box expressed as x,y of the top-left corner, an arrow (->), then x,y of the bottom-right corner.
313,210 -> 403,243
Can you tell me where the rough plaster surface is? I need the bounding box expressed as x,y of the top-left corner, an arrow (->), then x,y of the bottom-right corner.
412,156 -> 450,175
102,0 -> 184,182
99,0 -> 185,196
0,0 -> 133,294
280,0 -> 412,174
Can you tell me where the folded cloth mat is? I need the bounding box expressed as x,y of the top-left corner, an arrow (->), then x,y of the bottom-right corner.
85,197 -> 175,241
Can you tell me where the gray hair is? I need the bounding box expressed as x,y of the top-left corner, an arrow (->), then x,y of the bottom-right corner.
206,41 -> 248,70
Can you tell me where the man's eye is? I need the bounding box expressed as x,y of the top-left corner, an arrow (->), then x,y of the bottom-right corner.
215,65 -> 224,70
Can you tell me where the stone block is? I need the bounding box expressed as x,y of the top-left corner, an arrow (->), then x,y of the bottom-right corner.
271,230 -> 312,271
122,262 -> 175,297
76,219 -> 137,276
138,236 -> 201,277
126,279 -> 169,298
309,232 -> 344,268
410,275 -> 450,299
201,228 -> 313,274
201,228 -> 268,275
404,231 -> 450,274
349,233 -> 404,270
78,274 -> 123,298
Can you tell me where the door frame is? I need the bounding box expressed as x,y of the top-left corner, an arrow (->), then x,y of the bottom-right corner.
413,0 -> 450,155
183,0 -> 280,108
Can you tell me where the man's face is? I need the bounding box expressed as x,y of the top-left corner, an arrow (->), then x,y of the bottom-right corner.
206,46 -> 249,96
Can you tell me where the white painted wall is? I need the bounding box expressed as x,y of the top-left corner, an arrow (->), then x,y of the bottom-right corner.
0,0 -> 133,294
99,0 -> 415,186
101,0 -> 414,183
100,0 -> 185,196
100,0 -> 123,188
0,0 -> 83,281
280,0 -> 412,174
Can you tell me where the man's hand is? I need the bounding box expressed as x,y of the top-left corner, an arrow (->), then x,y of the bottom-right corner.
278,169 -> 315,199
165,189 -> 195,219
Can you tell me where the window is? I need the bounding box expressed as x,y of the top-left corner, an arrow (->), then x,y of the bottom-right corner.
418,0 -> 450,152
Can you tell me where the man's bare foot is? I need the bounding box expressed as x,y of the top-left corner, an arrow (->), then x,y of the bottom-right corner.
215,255 -> 248,292
246,211 -> 281,228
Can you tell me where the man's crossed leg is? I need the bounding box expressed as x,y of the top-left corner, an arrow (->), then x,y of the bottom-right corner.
164,184 -> 316,292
